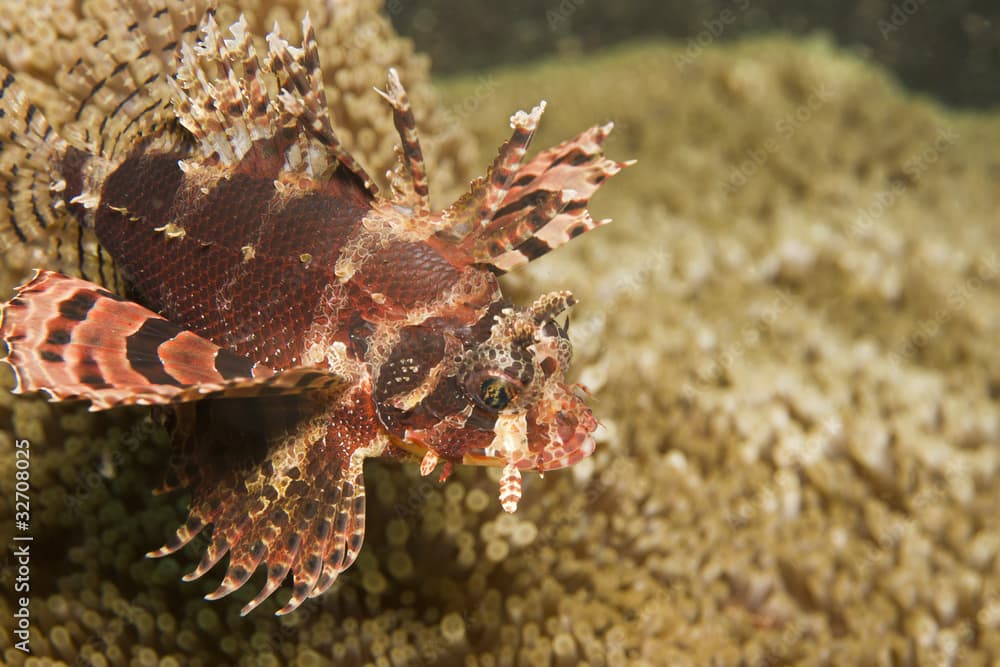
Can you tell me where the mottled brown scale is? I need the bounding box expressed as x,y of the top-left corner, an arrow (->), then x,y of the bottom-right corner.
359,241 -> 463,309
0,7 -> 629,616
93,152 -> 373,368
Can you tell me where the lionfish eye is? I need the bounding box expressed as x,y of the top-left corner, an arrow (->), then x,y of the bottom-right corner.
479,377 -> 514,410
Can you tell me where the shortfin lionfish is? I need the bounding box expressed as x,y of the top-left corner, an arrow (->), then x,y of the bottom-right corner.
0,1 -> 630,615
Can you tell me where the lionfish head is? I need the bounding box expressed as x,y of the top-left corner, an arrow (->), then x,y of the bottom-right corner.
453,290 -> 598,509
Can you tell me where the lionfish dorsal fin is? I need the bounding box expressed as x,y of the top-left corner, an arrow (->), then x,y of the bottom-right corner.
170,12 -> 376,192
435,106 -> 633,273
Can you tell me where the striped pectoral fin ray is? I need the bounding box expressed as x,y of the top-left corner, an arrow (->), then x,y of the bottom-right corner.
0,67 -> 66,251
0,270 -> 347,409
56,0 -> 214,161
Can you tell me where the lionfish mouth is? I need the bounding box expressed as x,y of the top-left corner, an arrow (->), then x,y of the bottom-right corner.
393,410 -> 598,514
389,437 -> 517,469
387,434 -> 508,470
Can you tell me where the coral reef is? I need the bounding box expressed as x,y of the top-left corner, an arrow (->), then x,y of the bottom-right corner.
3,5 -> 1000,667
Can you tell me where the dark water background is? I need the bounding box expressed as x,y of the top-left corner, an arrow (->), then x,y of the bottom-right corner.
390,0 -> 1000,109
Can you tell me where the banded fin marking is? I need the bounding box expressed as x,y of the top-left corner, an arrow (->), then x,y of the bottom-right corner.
0,270 -> 348,410
2,1 -> 211,290
438,101 -> 546,246
57,0 -> 213,161
270,14 -> 375,190
0,67 -> 70,251
375,68 -> 430,215
307,444 -> 376,603
435,110 -> 633,273
149,404 -> 386,617
0,68 -> 118,288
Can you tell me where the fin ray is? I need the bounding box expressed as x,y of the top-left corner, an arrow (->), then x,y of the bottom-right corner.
436,112 -> 631,273
1,270 -> 349,410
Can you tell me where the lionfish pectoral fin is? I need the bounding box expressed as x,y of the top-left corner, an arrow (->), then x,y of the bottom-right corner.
57,0 -> 212,162
1,2 -> 214,290
434,105 -> 633,273
0,270 -> 347,409
0,66 -> 68,252
152,404 -> 388,616
375,68 -> 431,216
0,66 -> 120,290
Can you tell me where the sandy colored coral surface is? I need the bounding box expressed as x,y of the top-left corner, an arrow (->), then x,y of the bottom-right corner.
2,8 -> 1000,667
